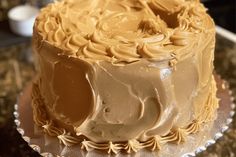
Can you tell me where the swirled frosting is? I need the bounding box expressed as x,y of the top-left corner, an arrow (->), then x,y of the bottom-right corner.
35,0 -> 214,64
32,0 -> 218,154
32,83 -> 198,153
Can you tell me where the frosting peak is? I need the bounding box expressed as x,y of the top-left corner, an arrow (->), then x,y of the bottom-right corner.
35,0 -> 214,64
32,0 -> 218,154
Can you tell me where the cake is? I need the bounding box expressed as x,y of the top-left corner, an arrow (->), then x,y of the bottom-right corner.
32,0 -> 218,154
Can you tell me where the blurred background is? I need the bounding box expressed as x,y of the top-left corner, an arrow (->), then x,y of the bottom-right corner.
0,0 -> 235,46
204,0 -> 236,33
0,0 -> 235,157
0,0 -> 235,47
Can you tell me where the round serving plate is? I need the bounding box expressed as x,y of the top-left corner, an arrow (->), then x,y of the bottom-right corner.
14,75 -> 235,157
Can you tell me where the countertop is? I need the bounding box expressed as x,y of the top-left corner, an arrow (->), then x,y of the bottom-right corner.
0,32 -> 235,157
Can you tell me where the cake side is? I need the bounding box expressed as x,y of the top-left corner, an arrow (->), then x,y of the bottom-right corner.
32,0 -> 218,153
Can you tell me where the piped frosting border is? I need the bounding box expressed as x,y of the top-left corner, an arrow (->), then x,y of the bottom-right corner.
32,83 -> 204,154
34,0 -> 215,65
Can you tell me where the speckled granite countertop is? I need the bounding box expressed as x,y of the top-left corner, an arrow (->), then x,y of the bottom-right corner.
0,34 -> 235,157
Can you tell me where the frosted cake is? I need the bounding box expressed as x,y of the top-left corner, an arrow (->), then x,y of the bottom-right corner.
32,0 -> 218,154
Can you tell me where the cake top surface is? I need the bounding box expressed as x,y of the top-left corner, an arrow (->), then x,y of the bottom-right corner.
35,0 -> 214,64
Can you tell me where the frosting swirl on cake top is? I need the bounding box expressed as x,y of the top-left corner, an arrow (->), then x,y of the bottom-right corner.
32,0 -> 218,152
35,0 -> 214,64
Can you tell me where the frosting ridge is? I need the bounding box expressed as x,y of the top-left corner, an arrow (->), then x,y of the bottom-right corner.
32,0 -> 218,154
35,0 -> 214,64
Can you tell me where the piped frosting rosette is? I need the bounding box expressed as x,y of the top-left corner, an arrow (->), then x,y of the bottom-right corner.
32,0 -> 217,154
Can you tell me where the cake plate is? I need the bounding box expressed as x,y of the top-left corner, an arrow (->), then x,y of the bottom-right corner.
14,75 -> 235,157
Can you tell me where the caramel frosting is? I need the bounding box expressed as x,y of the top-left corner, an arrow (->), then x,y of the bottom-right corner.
32,0 -> 218,154
32,84 -> 202,153
35,0 -> 214,64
